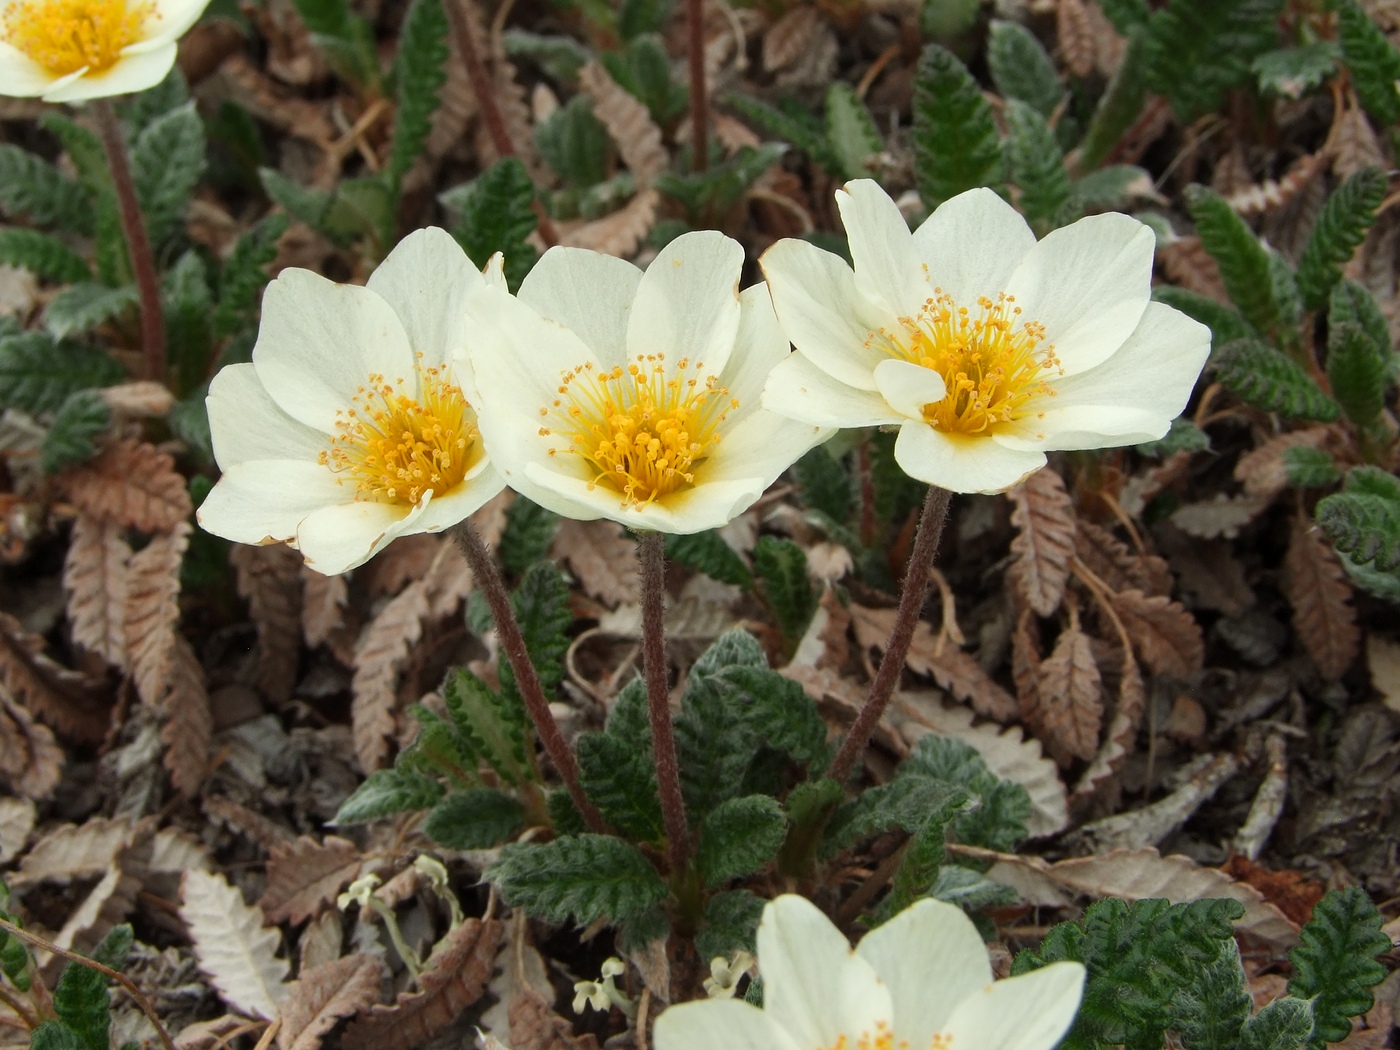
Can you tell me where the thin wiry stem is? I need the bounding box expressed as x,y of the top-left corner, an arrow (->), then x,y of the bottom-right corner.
639,531 -> 691,876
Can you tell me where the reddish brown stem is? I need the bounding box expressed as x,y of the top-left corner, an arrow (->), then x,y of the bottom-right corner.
93,99 -> 165,384
687,0 -> 708,172
826,485 -> 952,784
639,531 -> 691,876
449,521 -> 606,833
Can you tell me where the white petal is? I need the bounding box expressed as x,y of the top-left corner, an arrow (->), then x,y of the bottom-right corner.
758,896 -> 892,1050
857,899 -> 993,1043
913,188 -> 1036,307
197,460 -> 347,546
701,407 -> 829,489
406,463 -> 507,533
717,283 -> 790,417
295,499 -> 426,576
895,423 -> 1045,494
142,0 -> 212,43
207,363 -> 329,467
42,45 -> 175,101
0,41 -> 59,97
762,353 -> 904,428
252,269 -> 415,433
837,178 -> 928,320
626,230 -> 743,377
941,962 -> 1086,1050
653,999 -> 802,1050
994,406 -> 1172,451
519,246 -> 643,367
873,359 -> 946,421
521,464 -> 762,534
759,236 -> 892,392
482,252 -> 507,290
1002,215 -> 1155,377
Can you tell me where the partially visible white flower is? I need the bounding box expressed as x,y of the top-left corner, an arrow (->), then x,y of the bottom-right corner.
198,228 -> 507,576
654,895 -> 1084,1050
573,957 -> 634,1016
337,873 -> 381,911
465,232 -> 829,534
760,179 -> 1211,494
704,951 -> 755,999
0,0 -> 210,102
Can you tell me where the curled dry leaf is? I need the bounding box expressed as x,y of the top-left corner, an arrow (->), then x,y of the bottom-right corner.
159,635 -> 212,797
42,846 -> 145,976
1056,0 -> 1095,78
125,522 -> 191,707
762,6 -> 826,72
1225,153 -> 1325,216
1070,649 -> 1145,807
341,918 -> 503,1050
1108,588 -> 1205,679
11,815 -> 146,887
1232,733 -> 1288,861
578,62 -> 667,186
560,188 -> 660,257
1070,752 -> 1239,852
180,868 -> 291,1021
260,835 -> 362,926
1030,618 -> 1102,765
0,690 -> 63,799
1158,236 -> 1230,303
1331,100 -> 1387,179
1169,493 -> 1273,540
302,566 -> 350,651
351,579 -> 431,772
231,543 -> 304,704
1283,516 -> 1359,679
0,796 -> 35,864
63,514 -> 131,668
1075,521 -> 1172,597
551,519 -> 640,608
0,612 -> 109,744
205,795 -> 296,851
1234,429 -> 1332,500
1008,467 -> 1076,617
277,954 -> 386,1050
509,987 -> 601,1050
61,439 -> 192,533
175,1016 -> 251,1050
100,381 -> 175,418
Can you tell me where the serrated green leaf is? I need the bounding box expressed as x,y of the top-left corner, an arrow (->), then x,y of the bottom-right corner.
130,102 -> 207,248
291,0 -> 381,87
333,767 -> 444,823
1329,279 -> 1391,360
1171,939 -> 1252,1050
424,788 -> 526,849
577,729 -> 664,842
692,629 -> 767,677
163,250 -> 214,393
442,667 -> 529,784
536,95 -> 610,189
1212,338 -> 1340,421
490,834 -> 667,925
927,864 -> 1016,911
1151,286 -> 1256,354
1143,0 -> 1284,120
502,30 -> 591,85
753,536 -> 816,647
726,94 -> 838,174
1096,0 -> 1149,33
0,333 -> 125,415
1338,0 -> 1400,126
824,82 -> 882,182
912,44 -> 1005,208
1251,42 -> 1340,98
696,795 -> 787,886
1342,463 -> 1400,500
44,283 -> 139,340
388,0 -> 449,187
0,229 -> 89,284
1327,321 -> 1387,430
1074,164 -> 1156,210
1242,997 -> 1315,1050
503,561 -> 572,705
322,176 -> 395,252
499,496 -> 560,577
1135,417 -> 1211,458
30,1023 -> 83,1050
1184,185 -> 1277,332
1316,491 -> 1400,572
259,167 -> 332,229
53,927 -> 132,1050
1283,445 -> 1341,488
712,665 -> 828,769
919,0 -> 979,41
655,144 -> 787,216
600,35 -> 687,128
0,145 -> 93,235
1269,248 -> 1302,334
450,157 -> 539,292
1078,29 -> 1149,170
696,889 -> 764,963
214,214 -> 289,341
664,529 -> 752,588
41,390 -> 110,473
120,68 -> 190,132
794,443 -> 853,530
1297,167 -> 1386,312
987,20 -> 1063,117
1005,99 -> 1077,234
1288,886 -> 1390,1046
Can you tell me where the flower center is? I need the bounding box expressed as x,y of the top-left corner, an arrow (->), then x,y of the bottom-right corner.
538,353 -> 737,506
871,289 -> 1061,435
319,359 -> 477,506
1,0 -> 153,76
824,1021 -> 909,1050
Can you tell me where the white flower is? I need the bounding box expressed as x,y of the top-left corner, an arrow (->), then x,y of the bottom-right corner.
465,231 -> 829,533
573,958 -> 633,1016
760,180 -> 1211,494
654,895 -> 1085,1050
197,228 -> 506,575
704,951 -> 755,999
0,0 -> 210,102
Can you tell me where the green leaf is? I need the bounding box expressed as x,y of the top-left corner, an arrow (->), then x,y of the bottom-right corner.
878,803 -> 959,921
502,561 -> 572,703
725,94 -> 839,175
499,496 -> 560,576
0,333 -> 124,415
489,834 -> 667,925
1005,100 -> 1077,234
927,864 -> 1016,911
388,0 -> 449,187
692,629 -> 768,677
259,168 -> 333,229
1211,339 -> 1340,421
987,20 -> 1063,117
619,0 -> 670,39
536,96 -> 610,189
696,889 -> 764,963
291,0 -> 381,87
1327,321 -> 1387,430
1151,286 -> 1256,354
130,102 -> 208,248
824,82 -> 882,182
0,145 -> 93,235
1328,279 -> 1391,361
503,30 -> 591,85
1184,185 -> 1277,332
1242,997 -> 1315,1050
1143,0 -> 1284,120
912,44 -> 1005,208
424,788 -> 526,849
449,157 -> 539,293
1096,0 -> 1149,33
905,735 -> 1031,851
1074,164 -> 1155,210
333,767 -> 444,823
1269,247 -> 1302,334
753,536 -> 816,646
442,668 -> 530,785
53,927 -> 132,1050
120,68 -> 190,132
44,283 -> 139,341
696,795 -> 787,886
163,251 -> 214,393
793,444 -> 853,525
576,725 -> 665,842
1338,0 -> 1400,126
1317,491 -> 1400,574
1171,940 -> 1252,1050
0,229 -> 89,284
655,145 -> 787,216
1135,418 -> 1211,459
712,665 -> 828,769
321,176 -> 395,252
1078,29 -> 1149,170
919,0 -> 980,41
664,530 -> 752,588
1283,446 -> 1341,488
1287,886 -> 1391,1046
214,214 -> 290,341
1297,167 -> 1387,312
42,390 -> 110,474
600,35 -> 688,128
30,1023 -> 83,1050
1339,464 -> 1400,501
1251,42 -> 1340,98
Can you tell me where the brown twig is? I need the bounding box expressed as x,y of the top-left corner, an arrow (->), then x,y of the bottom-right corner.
92,99 -> 166,384
686,0 -> 708,171
834,835 -> 908,927
0,917 -> 177,1050
827,485 -> 953,784
0,982 -> 36,1029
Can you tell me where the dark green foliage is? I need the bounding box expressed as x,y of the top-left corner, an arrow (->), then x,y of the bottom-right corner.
0,229 -> 89,284
1329,280 -> 1391,361
1074,164 -> 1153,209
1005,100 -> 1077,234
1251,43 -> 1340,99
503,30 -> 591,84
1283,446 -> 1341,489
387,0 -> 449,187
619,0 -> 670,40
1296,168 -> 1386,312
1288,886 -> 1391,1045
259,168 -> 334,229
1135,418 -> 1211,459
0,146 -> 93,235
30,1024 -> 82,1050
1269,249 -> 1302,334
1327,322 -> 1387,430
1172,942 -> 1252,1050
753,536 -> 815,646
988,20 -> 1063,117
44,284 -> 139,340
912,44 -> 1005,208
1184,186 -> 1277,333
928,864 -> 1017,911
42,390 -> 110,474
163,252 -> 214,393
333,767 -> 444,823
715,665 -> 828,769
601,35 -> 688,129
52,926 -> 132,1050
120,69 -> 189,132
1337,0 -> 1400,126
655,145 -> 787,217
1151,287 -> 1255,354
1078,30 -> 1149,170
291,0 -> 381,87
501,562 -> 572,705
442,668 -> 530,785
1211,339 -> 1340,421
724,94 -> 839,175
1320,484 -> 1400,572
874,794 -> 961,921
664,530 -> 752,588
500,497 -> 560,576
869,429 -> 928,529
1096,0 -> 1149,33
1143,0 -> 1284,120
424,788 -> 527,848
577,686 -> 665,842
1242,999 -> 1315,1050
824,82 -> 882,182
130,102 -> 208,248
919,0 -> 980,41
214,214 -> 290,341
696,795 -> 788,885
696,889 -> 764,962
0,333 -> 124,415
489,834 -> 667,925
794,444 -> 853,524
450,157 -> 539,292
536,96 -> 610,188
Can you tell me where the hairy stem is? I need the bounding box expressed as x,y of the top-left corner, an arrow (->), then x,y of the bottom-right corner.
639,531 -> 691,876
686,0 -> 708,172
93,100 -> 165,384
826,485 -> 953,784
448,520 -> 606,833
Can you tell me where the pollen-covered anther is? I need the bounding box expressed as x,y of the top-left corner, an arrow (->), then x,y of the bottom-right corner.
319,360 -> 477,506
1,0 -> 155,76
543,353 -> 735,505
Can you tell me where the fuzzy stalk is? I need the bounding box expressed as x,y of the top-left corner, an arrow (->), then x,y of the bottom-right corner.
826,485 -> 953,783
639,530 -> 691,876
448,520 -> 605,832
93,99 -> 166,384
686,0 -> 708,171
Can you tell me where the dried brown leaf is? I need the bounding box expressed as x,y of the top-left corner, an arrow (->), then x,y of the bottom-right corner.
100,381 -> 174,418
0,690 -> 63,798
579,61 -> 667,186
125,522 -> 190,707
425,539 -> 473,620
0,796 -> 35,864
277,954 -> 385,1050
1159,236 -> 1230,302
1283,517 -> 1359,679
1332,101 -> 1387,179
11,816 -> 143,886
63,514 -> 131,667
560,188 -> 659,257
1109,588 -> 1205,678
342,918 -> 503,1050
1008,467 -> 1076,616
0,612 -> 109,743
1071,649 -> 1145,806
1169,493 -> 1272,539
302,566 -> 349,650
160,634 -> 212,796
42,847 -> 145,975
204,795 -> 296,851
551,519 -> 639,607
762,6 -> 826,72
1031,620 -> 1102,764
176,1016 -> 252,1050
1225,153 -> 1325,216
61,439 -> 192,532
1057,0 -> 1095,77
1075,521 -> 1172,597
352,579 -> 431,772
361,534 -> 439,597
260,836 -> 362,926
1234,428 -> 1331,499
181,868 -> 290,1021
231,543 -> 304,703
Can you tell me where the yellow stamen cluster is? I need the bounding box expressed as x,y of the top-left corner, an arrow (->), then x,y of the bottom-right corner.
538,353 -> 737,506
871,286 -> 1060,435
1,0 -> 153,77
823,1021 -> 908,1050
319,357 -> 476,506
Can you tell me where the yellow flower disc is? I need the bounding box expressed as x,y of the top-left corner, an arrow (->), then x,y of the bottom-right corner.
1,0 -> 153,76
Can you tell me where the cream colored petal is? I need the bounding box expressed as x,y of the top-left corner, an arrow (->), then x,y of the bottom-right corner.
759,236 -> 891,392
761,353 -> 903,428
941,962 -> 1086,1050
700,407 -> 829,489
626,230 -> 743,377
0,41 -> 60,97
717,283 -> 789,419
522,464 -> 762,534
295,499 -> 426,576
653,999 -> 802,1050
837,178 -> 928,320
912,187 -> 1036,307
856,899 -> 993,1043
207,362 -> 329,467
873,359 -> 946,422
519,246 -> 643,367
405,464 -> 507,533
196,460 -> 348,546
42,45 -> 175,101
482,252 -> 507,290
994,406 -> 1171,451
141,0 -> 212,43
894,423 -> 1045,494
